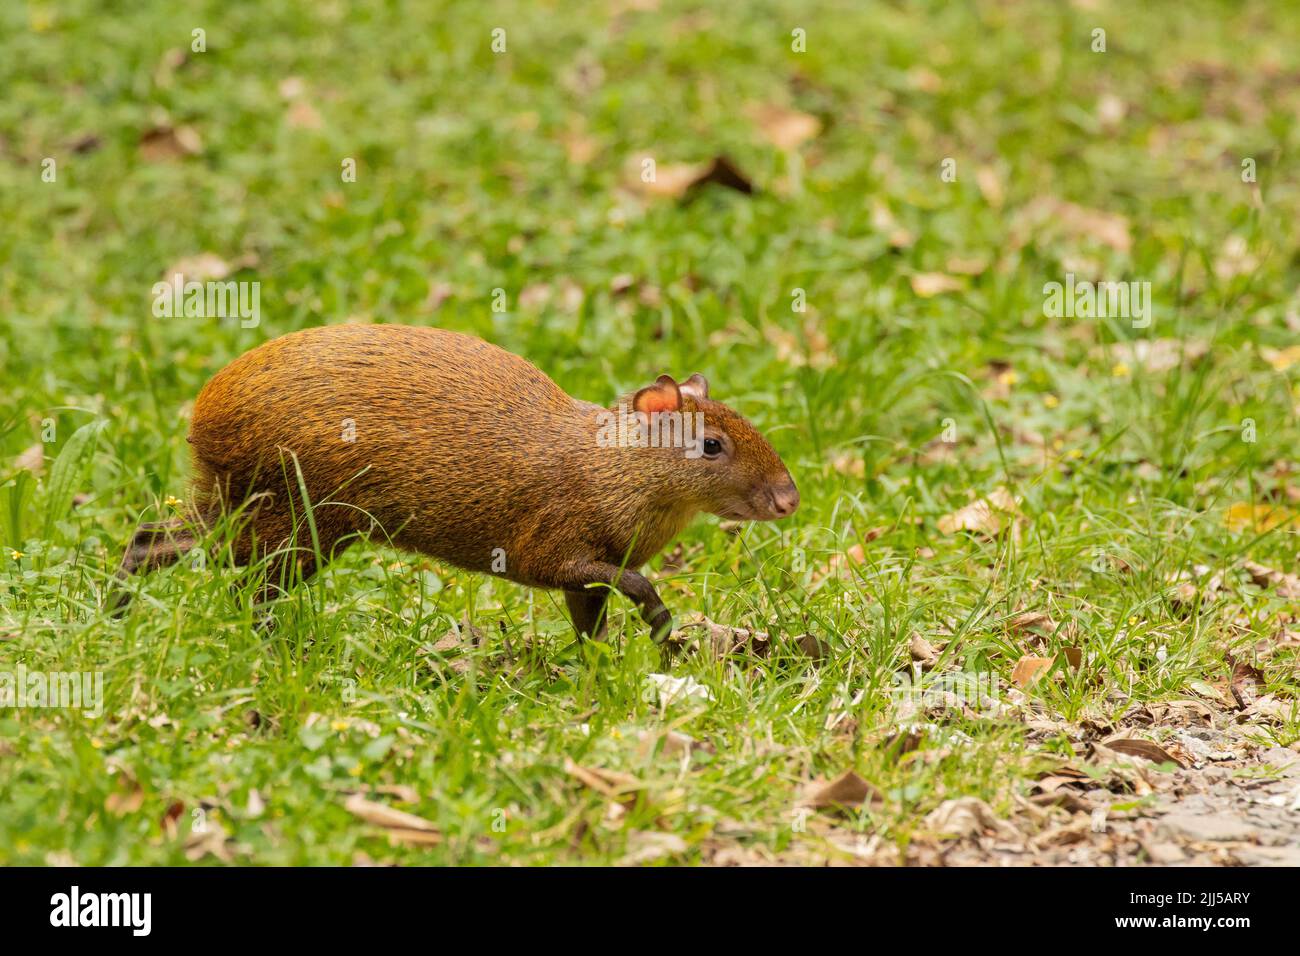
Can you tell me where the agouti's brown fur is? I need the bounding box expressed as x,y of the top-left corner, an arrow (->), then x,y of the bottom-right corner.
116,324 -> 798,640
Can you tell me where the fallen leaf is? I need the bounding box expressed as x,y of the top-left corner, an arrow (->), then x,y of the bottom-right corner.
799,770 -> 882,811
14,443 -> 44,475
105,784 -> 145,817
1014,196 -> 1131,253
975,166 -> 1004,208
1007,611 -> 1058,641
560,128 -> 599,165
947,255 -> 989,276
909,634 -> 939,668
643,672 -> 713,705
287,99 -> 323,130
910,272 -> 964,297
627,154 -> 753,199
619,830 -> 687,865
162,252 -> 232,283
1102,736 -> 1187,768
1225,502 -> 1299,533
563,757 -> 644,798
748,104 -> 820,151
343,793 -> 439,833
636,728 -> 710,759
675,618 -> 768,658
139,124 -> 202,161
937,486 -> 1018,536
1261,345 -> 1300,371
923,797 -> 1019,840
1242,560 -> 1300,598
1011,656 -> 1055,687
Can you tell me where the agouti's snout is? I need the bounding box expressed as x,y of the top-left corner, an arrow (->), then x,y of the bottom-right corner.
120,324 -> 799,645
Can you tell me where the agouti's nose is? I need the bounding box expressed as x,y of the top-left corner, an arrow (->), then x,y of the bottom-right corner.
770,482 -> 800,518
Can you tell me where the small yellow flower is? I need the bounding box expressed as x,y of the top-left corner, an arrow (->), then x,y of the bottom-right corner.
997,370 -> 1018,387
90,738 -> 103,749
165,495 -> 184,508
348,763 -> 364,777
9,550 -> 23,560
1043,394 -> 1059,409
1112,363 -> 1131,378
331,719 -> 350,732
1052,438 -> 1064,451
1128,616 -> 1138,626
1067,448 -> 1083,460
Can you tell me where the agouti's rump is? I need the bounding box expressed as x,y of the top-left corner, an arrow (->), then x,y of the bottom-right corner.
120,323 -> 799,641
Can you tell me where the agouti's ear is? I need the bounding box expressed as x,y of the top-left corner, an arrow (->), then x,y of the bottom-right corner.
633,375 -> 682,415
679,373 -> 709,403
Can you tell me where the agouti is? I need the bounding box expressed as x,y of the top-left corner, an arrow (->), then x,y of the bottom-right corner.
116,324 -> 799,641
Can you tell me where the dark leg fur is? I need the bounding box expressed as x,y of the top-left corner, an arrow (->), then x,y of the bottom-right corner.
565,587 -> 611,640
108,519 -> 195,614
555,560 -> 672,643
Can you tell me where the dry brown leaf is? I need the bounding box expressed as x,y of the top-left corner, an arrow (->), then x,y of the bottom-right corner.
910,272 -> 964,298
1242,560 -> 1300,598
937,486 -> 1018,536
748,104 -> 820,151
14,443 -> 44,475
105,784 -> 145,817
626,154 -> 753,200
619,830 -> 687,866
636,728 -> 710,759
923,797 -> 1019,840
675,617 -> 769,658
1261,345 -> 1300,371
1015,196 -> 1131,253
343,793 -> 439,833
1226,502 -> 1299,533
561,129 -> 599,165
563,757 -> 644,798
975,166 -> 1004,208
909,634 -> 939,668
162,252 -> 232,283
799,770 -> 882,811
139,124 -> 202,161
947,255 -> 990,276
287,99 -> 324,130
1008,611 -> 1058,640
1011,655 -> 1055,688
1102,736 -> 1187,768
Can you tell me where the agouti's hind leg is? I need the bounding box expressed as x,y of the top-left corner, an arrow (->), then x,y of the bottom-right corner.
565,587 -> 611,640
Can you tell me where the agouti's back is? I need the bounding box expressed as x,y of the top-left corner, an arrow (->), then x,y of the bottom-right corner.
119,322 -> 798,642
189,324 -> 593,578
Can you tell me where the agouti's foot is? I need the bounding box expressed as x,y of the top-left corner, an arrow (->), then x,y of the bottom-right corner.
648,611 -> 673,644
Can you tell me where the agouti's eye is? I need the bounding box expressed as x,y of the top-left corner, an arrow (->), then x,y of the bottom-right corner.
703,437 -> 723,457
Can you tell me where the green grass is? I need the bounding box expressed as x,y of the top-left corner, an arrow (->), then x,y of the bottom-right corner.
2,0 -> 1299,864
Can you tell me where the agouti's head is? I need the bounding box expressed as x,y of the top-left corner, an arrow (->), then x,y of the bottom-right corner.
629,373 -> 799,522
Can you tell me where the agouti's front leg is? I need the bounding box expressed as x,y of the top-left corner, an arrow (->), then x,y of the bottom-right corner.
565,588 -> 610,640
557,560 -> 673,643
